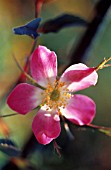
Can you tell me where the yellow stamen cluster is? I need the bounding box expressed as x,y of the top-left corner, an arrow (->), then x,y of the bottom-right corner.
41,80 -> 71,111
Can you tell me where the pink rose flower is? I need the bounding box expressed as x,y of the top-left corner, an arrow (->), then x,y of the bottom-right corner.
7,46 -> 98,145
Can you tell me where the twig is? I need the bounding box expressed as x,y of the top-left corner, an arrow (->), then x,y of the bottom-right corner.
67,0 -> 111,66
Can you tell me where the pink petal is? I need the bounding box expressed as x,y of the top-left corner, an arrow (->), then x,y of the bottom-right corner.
30,45 -> 57,87
60,94 -> 96,126
32,110 -> 61,145
7,83 -> 43,114
60,63 -> 98,92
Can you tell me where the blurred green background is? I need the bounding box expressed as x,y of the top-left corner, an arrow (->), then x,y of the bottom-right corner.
1,0 -> 111,169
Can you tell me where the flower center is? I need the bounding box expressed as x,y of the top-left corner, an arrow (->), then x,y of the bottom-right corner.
41,80 -> 71,111
50,89 -> 60,101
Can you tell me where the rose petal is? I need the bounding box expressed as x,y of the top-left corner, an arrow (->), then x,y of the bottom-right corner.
30,45 -> 57,87
60,63 -> 98,92
7,83 -> 43,114
60,94 -> 96,125
32,110 -> 61,145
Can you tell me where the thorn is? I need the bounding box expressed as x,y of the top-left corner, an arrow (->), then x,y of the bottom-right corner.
53,140 -> 61,157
